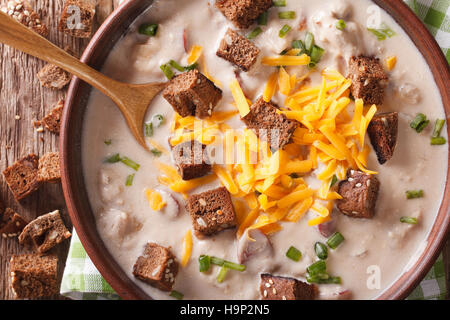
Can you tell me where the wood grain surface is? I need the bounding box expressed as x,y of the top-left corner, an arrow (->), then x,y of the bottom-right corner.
0,0 -> 447,300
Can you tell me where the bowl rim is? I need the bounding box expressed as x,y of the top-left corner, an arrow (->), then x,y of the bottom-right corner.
60,0 -> 450,300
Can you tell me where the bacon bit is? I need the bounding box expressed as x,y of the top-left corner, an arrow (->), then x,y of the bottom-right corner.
183,29 -> 189,53
298,17 -> 307,31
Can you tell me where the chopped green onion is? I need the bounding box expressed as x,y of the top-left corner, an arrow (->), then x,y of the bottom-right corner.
367,23 -> 396,41
304,32 -> 314,54
152,114 -> 165,127
258,11 -> 268,25
400,217 -> 418,225
432,119 -> 446,138
184,63 -> 198,71
210,256 -> 225,266
145,122 -> 153,137
210,256 -> 246,271
169,290 -> 184,300
307,275 -> 342,284
199,255 -> 211,272
169,60 -> 185,72
416,120 -> 430,133
292,40 -> 306,54
125,174 -> 135,186
309,45 -> 325,68
278,11 -> 296,19
336,19 -> 346,30
104,139 -> 112,146
314,242 -> 328,260
327,232 -> 345,249
306,260 -> 326,275
273,0 -> 286,7
431,137 -> 447,145
151,149 -> 162,157
410,113 -> 429,133
406,190 -> 423,199
367,28 -> 387,41
120,157 -> 140,171
330,175 -> 338,187
286,246 -> 302,261
216,266 -> 228,283
138,23 -> 158,36
247,27 -> 263,40
104,153 -> 121,163
279,24 -> 292,38
160,64 -> 174,80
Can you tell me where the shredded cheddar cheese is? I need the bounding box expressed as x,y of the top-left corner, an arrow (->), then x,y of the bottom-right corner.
262,54 -> 310,66
386,56 -> 397,71
181,229 -> 193,267
230,79 -> 250,117
187,45 -> 203,64
145,188 -> 166,211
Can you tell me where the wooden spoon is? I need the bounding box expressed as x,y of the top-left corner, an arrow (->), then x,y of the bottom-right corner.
0,12 -> 167,151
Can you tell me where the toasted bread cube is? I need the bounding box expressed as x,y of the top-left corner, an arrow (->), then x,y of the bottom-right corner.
1,0 -> 48,37
132,243 -> 179,292
216,0 -> 273,29
10,254 -> 59,299
2,154 -> 41,201
217,28 -> 260,72
173,141 -> 211,180
242,97 -> 298,150
58,0 -> 95,38
348,55 -> 388,105
38,152 -> 61,183
0,208 -> 28,238
260,274 -> 317,300
37,64 -> 71,90
19,210 -> 71,253
337,170 -> 380,219
367,112 -> 398,164
162,70 -> 222,118
41,100 -> 64,134
187,187 -> 237,237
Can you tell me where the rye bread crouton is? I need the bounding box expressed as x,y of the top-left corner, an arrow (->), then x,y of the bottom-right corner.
0,208 -> 28,238
217,28 -> 260,72
37,64 -> 72,90
10,253 -> 59,299
19,210 -> 71,253
2,154 -> 41,201
348,55 -> 388,105
186,187 -> 237,238
337,170 -> 380,219
58,0 -> 95,38
172,141 -> 211,180
260,274 -> 317,300
216,0 -> 273,29
41,100 -> 64,134
242,97 -> 298,150
162,70 -> 222,118
132,243 -> 179,292
38,152 -> 61,183
367,112 -> 398,164
1,0 -> 49,37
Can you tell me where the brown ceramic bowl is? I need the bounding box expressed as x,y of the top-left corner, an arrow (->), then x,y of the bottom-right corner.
60,0 -> 450,300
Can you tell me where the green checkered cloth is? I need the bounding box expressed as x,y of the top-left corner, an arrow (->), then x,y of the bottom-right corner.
60,0 -> 449,300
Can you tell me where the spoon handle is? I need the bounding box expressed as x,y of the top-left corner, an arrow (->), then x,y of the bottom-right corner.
0,12 -> 123,101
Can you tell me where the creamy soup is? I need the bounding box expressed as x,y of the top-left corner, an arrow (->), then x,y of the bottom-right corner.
82,0 -> 448,300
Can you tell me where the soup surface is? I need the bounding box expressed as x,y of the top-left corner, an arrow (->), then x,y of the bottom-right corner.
82,0 -> 448,299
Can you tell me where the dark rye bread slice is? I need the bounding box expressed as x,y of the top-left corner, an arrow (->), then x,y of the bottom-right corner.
217,28 -> 260,72
19,210 -> 72,253
132,243 -> 179,292
348,55 -> 388,105
367,112 -> 398,164
58,0 -> 96,38
2,154 -> 41,201
242,97 -> 298,150
337,170 -> 380,219
10,253 -> 59,299
172,141 -> 211,180
216,0 -> 273,29
260,274 -> 317,300
41,100 -> 64,134
1,0 -> 49,37
186,187 -> 237,238
0,208 -> 28,238
38,152 -> 61,183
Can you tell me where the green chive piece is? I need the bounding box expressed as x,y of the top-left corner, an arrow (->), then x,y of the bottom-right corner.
410,113 -> 426,129
248,27 -> 263,40
431,137 -> 447,145
168,60 -> 185,72
336,19 -> 346,30
258,11 -> 268,25
160,64 -> 174,80
152,114 -> 165,127
223,261 -> 246,272
306,260 -> 327,275
367,28 -> 387,41
309,45 -> 325,68
145,122 -> 153,137
104,139 -> 112,146
138,23 -> 158,36
416,120 -> 430,133
210,256 -> 225,266
314,242 -> 328,260
279,24 -> 292,38
199,255 -> 211,272
278,11 -> 296,19
307,275 -> 342,284
326,232 -> 345,249
125,174 -> 135,186
120,157 -> 140,171
432,119 -> 446,138
330,175 -> 338,187
273,0 -> 286,7
304,32 -> 314,54
216,266 -> 228,283
286,246 -> 302,261
184,63 -> 198,71
400,217 -> 418,225
367,23 -> 396,40
151,149 -> 162,157
169,290 -> 184,300
104,153 -> 121,163
292,39 -> 306,54
406,190 -> 423,199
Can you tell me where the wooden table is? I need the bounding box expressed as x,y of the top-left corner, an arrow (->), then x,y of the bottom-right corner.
0,0 -> 448,300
